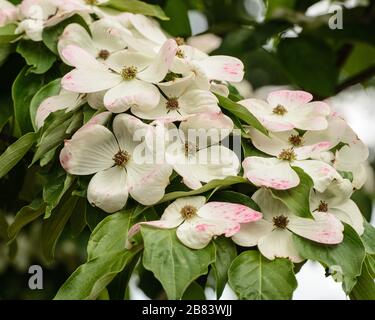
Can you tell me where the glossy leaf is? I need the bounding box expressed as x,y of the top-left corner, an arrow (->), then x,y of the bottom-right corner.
361,220 -> 375,255
160,0 -> 191,37
349,257 -> 375,300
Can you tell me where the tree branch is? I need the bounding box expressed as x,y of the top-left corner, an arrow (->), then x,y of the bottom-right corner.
335,65 -> 375,94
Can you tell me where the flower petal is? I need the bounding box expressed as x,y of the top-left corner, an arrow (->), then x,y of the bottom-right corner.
104,50 -> 152,74
267,90 -> 313,109
87,166 -> 128,213
162,196 -> 206,222
243,157 -> 300,190
258,229 -> 304,263
252,188 -> 290,221
91,18 -> 127,52
232,220 -> 274,247
329,200 -> 364,235
60,124 -> 118,175
198,56 -> 244,82
61,44 -> 105,70
129,14 -> 167,44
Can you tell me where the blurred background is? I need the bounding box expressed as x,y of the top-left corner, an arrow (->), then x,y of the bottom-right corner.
0,0 -> 374,299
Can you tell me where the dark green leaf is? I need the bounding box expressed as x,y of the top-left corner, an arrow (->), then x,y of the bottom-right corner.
228,250 -> 297,299
70,197 -> 87,237
141,226 -> 216,299
182,282 -> 206,300
270,167 -> 314,219
160,0 -> 191,37
349,257 -> 375,300
361,220 -> 375,255
211,191 -> 260,211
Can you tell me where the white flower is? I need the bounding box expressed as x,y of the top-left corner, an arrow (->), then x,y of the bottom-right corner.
128,196 -> 262,249
186,33 -> 222,54
239,90 -> 331,132
61,39 -> 178,113
232,188 -> 344,262
59,114 -> 173,213
159,112 -> 240,189
0,0 -> 18,27
309,179 -> 364,235
58,18 -> 128,64
131,74 -> 220,121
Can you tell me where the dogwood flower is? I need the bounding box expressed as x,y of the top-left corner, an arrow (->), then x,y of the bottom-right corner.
0,0 -> 18,27
232,188 -> 344,262
128,196 -> 262,249
59,114 -> 173,213
61,39 -> 178,113
132,74 -> 220,121
160,112 -> 240,189
239,90 -> 331,132
58,19 -> 128,64
310,179 -> 364,235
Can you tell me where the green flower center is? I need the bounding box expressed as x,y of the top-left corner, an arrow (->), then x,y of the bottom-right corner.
181,205 -> 197,219
121,66 -> 138,80
273,215 -> 289,229
113,150 -> 130,167
278,148 -> 297,162
273,104 -> 288,116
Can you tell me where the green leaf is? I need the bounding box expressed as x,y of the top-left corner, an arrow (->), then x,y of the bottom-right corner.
349,257 -> 375,300
159,176 -> 247,203
70,197 -> 87,237
7,199 -> 45,241
270,167 -> 314,219
277,35 -> 338,97
54,247 -> 141,300
42,15 -> 90,54
293,224 -> 366,292
0,211 -> 9,242
0,24 -> 19,44
43,169 -> 75,218
211,191 -> 260,211
103,0 -> 169,20
29,78 -> 61,131
87,209 -> 136,261
228,250 -> 297,299
17,40 -> 56,74
160,0 -> 191,37
12,66 -> 45,134
182,282 -> 206,300
361,220 -> 375,255
212,237 -> 237,299
0,132 -> 37,179
216,94 -> 268,135
41,196 -> 79,262
141,226 -> 216,299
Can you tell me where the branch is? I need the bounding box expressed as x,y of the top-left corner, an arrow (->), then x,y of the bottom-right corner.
335,65 -> 375,94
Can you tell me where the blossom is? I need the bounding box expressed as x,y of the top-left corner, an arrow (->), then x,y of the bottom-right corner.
159,112 -> 240,189
232,188 -> 344,262
59,114 -> 173,213
131,74 -> 220,121
239,90 -> 331,132
128,196 -> 262,249
0,0 -> 18,27
61,39 -> 178,113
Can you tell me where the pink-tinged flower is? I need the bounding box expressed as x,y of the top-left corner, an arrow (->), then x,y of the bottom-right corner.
61,39 -> 178,113
0,0 -> 18,27
128,196 -> 262,249
59,114 -> 173,213
239,90 -> 331,132
232,188 -> 344,262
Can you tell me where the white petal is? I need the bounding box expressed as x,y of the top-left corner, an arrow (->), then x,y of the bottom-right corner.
104,50 -> 152,74
157,73 -> 194,98
87,166 -> 128,213
198,56 -> 244,82
293,160 -> 340,192
232,220 -> 274,247
91,18 -> 127,52
187,33 -> 222,54
104,80 -> 160,113
60,124 -> 118,175
129,14 -> 167,44
288,103 -> 329,131
162,196 -> 206,222
267,90 -> 312,109
137,39 -> 178,83
258,229 -> 304,263
243,157 -> 300,190
61,44 -> 105,70
329,200 -> 364,235
127,163 -> 172,205
288,212 -> 344,244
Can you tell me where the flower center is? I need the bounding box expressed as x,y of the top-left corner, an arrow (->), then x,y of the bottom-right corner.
166,98 -> 179,111
273,215 -> 289,229
85,0 -> 97,5
113,150 -> 130,167
175,37 -> 185,46
176,49 -> 185,58
180,205 -> 197,219
288,134 -> 303,147
278,148 -> 297,162
121,66 -> 138,80
98,49 -> 110,60
184,142 -> 197,157
273,104 -> 288,116
318,201 -> 329,212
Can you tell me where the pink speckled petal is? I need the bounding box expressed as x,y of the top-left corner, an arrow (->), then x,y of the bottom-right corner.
87,166 -> 128,213
243,156 -> 300,190
199,56 -> 244,82
176,219 -> 218,249
258,229 -> 304,263
288,212 -> 344,244
294,141 -> 332,160
267,90 -> 313,109
137,39 -> 178,83
61,45 -> 105,70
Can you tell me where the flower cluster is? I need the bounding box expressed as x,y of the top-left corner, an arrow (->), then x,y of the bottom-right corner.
1,0 -> 369,263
